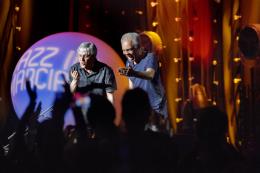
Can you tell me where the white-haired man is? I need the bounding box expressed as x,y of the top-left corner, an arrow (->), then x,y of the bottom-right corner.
69,42 -> 117,103
119,32 -> 167,120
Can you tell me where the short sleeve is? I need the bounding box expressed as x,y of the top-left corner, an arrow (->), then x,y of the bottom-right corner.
105,67 -> 117,93
145,53 -> 158,71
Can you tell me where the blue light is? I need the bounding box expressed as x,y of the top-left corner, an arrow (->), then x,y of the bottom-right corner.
11,32 -> 128,126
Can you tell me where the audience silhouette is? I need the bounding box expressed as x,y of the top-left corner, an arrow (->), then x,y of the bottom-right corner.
120,88 -> 178,173
0,79 -> 255,173
178,106 -> 249,173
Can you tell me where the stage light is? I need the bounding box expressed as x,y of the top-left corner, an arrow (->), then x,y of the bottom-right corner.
15,26 -> 22,32
188,36 -> 194,42
212,60 -> 218,65
238,24 -> 260,59
175,77 -> 182,82
213,19 -> 217,23
213,40 -> 218,44
135,10 -> 143,15
150,2 -> 158,7
227,136 -> 230,143
174,37 -> 181,42
233,78 -> 242,84
175,98 -> 182,102
152,21 -> 159,27
141,31 -> 163,55
176,117 -> 183,123
174,57 -> 181,63
174,17 -> 182,22
188,77 -> 194,81
189,57 -> 194,61
233,57 -> 240,62
213,81 -> 219,85
16,46 -> 21,51
233,15 -> 242,21
175,0 -> 180,3
15,6 -> 20,12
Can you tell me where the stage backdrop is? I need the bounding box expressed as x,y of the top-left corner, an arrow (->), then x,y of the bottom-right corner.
10,32 -> 128,126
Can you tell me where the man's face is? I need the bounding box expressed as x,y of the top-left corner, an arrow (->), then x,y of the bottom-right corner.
77,48 -> 95,69
121,40 -> 138,62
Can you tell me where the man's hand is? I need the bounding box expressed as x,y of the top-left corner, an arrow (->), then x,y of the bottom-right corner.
119,67 -> 155,80
25,79 -> 37,102
118,66 -> 135,77
70,70 -> 79,93
71,70 -> 80,81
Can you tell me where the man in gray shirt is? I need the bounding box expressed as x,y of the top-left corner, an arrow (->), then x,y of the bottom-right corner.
69,42 -> 117,103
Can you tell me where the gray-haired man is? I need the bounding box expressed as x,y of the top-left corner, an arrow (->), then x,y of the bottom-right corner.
119,32 -> 167,119
69,42 -> 117,103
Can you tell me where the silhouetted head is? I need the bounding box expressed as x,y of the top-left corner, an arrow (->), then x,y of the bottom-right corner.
196,106 -> 228,142
122,88 -> 151,133
87,94 -> 115,128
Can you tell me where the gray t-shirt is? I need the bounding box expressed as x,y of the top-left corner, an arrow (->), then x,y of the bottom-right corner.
127,53 -> 167,117
69,60 -> 117,96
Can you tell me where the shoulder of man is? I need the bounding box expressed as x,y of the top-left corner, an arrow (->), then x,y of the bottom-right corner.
70,62 -> 80,71
95,60 -> 114,71
146,52 -> 157,59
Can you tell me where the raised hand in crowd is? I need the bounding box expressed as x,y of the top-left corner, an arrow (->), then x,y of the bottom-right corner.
7,79 -> 41,172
